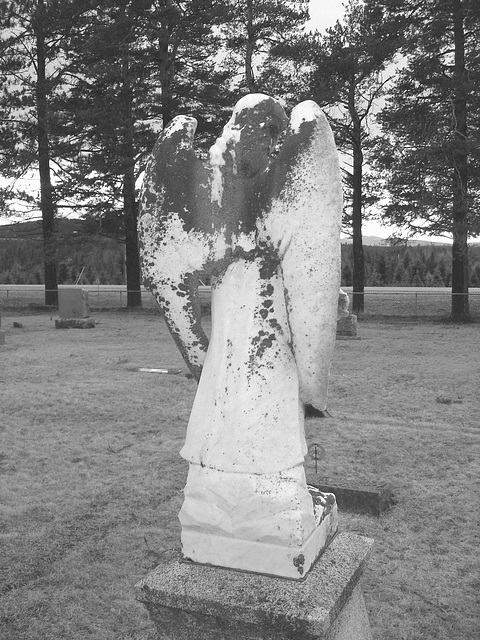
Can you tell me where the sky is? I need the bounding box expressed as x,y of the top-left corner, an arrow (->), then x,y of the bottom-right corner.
308,0 -> 346,32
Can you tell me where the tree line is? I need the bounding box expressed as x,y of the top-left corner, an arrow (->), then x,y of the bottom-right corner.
0,219 -> 125,286
0,0 -> 479,319
342,243 -> 480,288
3,219 -> 480,290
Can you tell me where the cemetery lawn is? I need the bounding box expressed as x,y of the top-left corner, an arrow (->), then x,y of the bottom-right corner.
0,309 -> 479,640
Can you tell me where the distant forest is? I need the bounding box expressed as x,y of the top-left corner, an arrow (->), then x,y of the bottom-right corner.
1,219 -> 480,288
0,220 -> 125,286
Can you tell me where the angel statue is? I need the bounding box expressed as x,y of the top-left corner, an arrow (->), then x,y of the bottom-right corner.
139,94 -> 343,579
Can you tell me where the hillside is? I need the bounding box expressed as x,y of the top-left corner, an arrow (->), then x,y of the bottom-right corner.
1,219 -> 480,287
0,218 -> 125,285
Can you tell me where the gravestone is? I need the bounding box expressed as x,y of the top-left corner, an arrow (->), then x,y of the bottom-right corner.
337,288 -> 358,338
55,288 -> 95,329
137,94 -> 373,638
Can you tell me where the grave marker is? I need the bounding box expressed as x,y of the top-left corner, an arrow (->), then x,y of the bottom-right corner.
55,288 -> 95,329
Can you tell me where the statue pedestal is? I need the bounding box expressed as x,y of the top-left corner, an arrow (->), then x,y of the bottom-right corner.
136,532 -> 374,640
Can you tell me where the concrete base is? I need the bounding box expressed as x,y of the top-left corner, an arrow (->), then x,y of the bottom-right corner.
136,531 -> 374,640
336,314 -> 357,337
55,318 -> 95,329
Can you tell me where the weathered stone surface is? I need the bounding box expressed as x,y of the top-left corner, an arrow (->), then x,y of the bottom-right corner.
139,94 -> 342,410
55,318 -> 95,329
135,532 -> 374,640
139,94 -> 343,577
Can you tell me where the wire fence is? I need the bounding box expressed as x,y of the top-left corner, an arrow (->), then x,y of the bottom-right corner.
1,285 -> 480,320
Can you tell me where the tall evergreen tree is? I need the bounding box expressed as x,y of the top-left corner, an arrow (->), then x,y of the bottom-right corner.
219,0 -> 309,96
60,0 -> 229,307
376,0 -> 480,320
0,0 -> 88,304
292,0 -> 399,314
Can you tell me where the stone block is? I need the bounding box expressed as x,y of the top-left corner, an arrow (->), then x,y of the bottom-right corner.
58,288 -> 89,319
55,318 -> 95,329
336,314 -> 357,337
136,532 -> 374,640
308,475 -> 395,516
179,464 -> 338,579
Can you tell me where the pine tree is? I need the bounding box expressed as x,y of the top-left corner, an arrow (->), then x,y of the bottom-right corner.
0,0 -> 89,304
377,0 -> 480,320
59,0 -> 229,307
295,0 -> 399,313
218,0 -> 309,97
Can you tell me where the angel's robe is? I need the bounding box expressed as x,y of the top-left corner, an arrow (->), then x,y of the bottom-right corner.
181,257 -> 306,475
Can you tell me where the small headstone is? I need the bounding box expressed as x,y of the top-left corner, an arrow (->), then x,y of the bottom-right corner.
58,288 -> 89,319
336,313 -> 358,337
308,475 -> 395,516
56,288 -> 94,329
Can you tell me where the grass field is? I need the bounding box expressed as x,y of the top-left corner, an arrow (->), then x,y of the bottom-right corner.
1,309 -> 479,640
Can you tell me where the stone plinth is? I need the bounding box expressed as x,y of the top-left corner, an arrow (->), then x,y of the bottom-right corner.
179,463 -> 338,580
55,318 -> 95,329
58,288 -> 89,319
136,532 -> 374,640
336,314 -> 357,338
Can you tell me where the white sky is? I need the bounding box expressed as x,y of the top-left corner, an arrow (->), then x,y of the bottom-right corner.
308,0 -> 346,32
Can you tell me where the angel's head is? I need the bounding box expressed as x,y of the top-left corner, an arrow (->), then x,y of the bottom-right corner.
210,94 -> 288,178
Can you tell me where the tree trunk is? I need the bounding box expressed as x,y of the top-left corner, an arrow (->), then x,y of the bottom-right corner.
159,37 -> 175,127
245,0 -> 256,92
350,86 -> 364,315
450,0 -> 469,320
121,32 -> 142,308
124,175 -> 142,308
35,0 -> 58,306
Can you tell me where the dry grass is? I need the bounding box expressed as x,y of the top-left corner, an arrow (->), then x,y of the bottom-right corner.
0,309 -> 479,640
